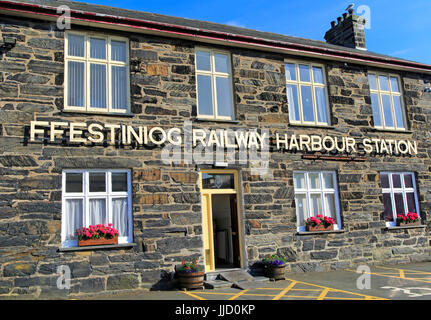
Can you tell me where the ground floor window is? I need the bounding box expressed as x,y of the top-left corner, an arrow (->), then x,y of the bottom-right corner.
380,172 -> 420,227
61,169 -> 132,247
293,171 -> 341,231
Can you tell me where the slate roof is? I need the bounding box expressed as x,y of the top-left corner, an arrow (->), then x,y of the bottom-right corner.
2,0 -> 430,70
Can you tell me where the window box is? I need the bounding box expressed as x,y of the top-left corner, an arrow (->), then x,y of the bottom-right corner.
78,235 -> 118,247
396,220 -> 421,227
306,224 -> 334,232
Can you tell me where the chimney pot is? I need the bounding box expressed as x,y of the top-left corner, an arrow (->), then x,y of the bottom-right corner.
324,10 -> 367,50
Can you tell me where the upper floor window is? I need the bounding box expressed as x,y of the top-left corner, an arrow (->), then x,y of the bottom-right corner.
368,73 -> 406,130
195,49 -> 235,120
285,62 -> 330,126
65,32 -> 130,114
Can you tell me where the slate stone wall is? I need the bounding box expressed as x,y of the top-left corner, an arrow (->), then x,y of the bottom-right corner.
0,15 -> 431,298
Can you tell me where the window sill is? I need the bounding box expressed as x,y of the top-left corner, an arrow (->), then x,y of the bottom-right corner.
367,128 -> 413,134
296,229 -> 345,236
58,243 -> 137,252
192,118 -> 240,124
288,123 -> 335,130
61,109 -> 134,117
385,225 -> 426,231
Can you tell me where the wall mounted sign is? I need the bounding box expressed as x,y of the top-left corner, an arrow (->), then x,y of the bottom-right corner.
29,121 -> 418,156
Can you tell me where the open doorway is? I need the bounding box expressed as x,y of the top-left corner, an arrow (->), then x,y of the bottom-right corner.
212,194 -> 240,269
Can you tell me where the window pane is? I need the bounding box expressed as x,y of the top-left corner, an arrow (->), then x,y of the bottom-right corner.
315,87 -> 328,123
68,34 -> 84,57
392,95 -> 405,129
309,173 -> 320,189
368,74 -> 377,90
404,174 -> 413,188
89,172 -> 106,192
111,40 -> 126,62
111,66 -> 127,110
301,85 -> 314,122
112,172 -> 128,192
214,53 -> 229,73
90,64 -> 107,108
406,193 -> 417,213
324,193 -> 336,220
285,63 -> 296,81
390,77 -> 400,92
112,198 -> 128,237
310,194 -> 322,217
197,75 -> 213,116
382,94 -> 394,127
196,50 -> 211,71
67,61 -> 85,107
65,199 -> 83,240
312,67 -> 324,84
380,173 -> 390,189
90,38 -> 106,59
383,193 -> 394,221
299,64 -> 310,82
216,77 -> 233,118
392,174 -> 401,188
295,194 -> 307,226
294,173 -> 305,189
202,173 -> 234,189
322,173 -> 334,189
89,199 -> 107,226
66,173 -> 83,193
394,193 -> 405,214
287,84 -> 300,121
379,75 -> 389,91
370,93 -> 382,127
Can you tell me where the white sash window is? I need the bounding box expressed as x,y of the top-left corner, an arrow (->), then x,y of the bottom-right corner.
65,32 -> 130,114
61,169 -> 133,248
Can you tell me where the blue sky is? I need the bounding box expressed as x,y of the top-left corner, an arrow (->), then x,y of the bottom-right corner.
82,0 -> 431,65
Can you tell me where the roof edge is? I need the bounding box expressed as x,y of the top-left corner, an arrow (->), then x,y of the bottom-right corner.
1,0 -> 431,74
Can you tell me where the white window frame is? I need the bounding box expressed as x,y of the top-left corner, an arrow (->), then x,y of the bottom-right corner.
285,61 -> 331,126
195,48 -> 235,120
368,72 -> 407,131
64,31 -> 131,114
61,169 -> 133,248
293,171 -> 342,232
380,172 -> 420,227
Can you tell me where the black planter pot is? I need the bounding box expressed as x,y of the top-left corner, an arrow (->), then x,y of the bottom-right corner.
264,264 -> 286,280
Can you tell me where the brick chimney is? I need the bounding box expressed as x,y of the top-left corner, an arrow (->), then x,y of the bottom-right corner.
324,9 -> 367,50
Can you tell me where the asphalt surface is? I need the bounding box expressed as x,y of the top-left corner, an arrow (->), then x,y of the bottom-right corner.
79,262 -> 431,300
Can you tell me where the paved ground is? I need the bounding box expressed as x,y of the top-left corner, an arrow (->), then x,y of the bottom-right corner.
80,262 -> 431,300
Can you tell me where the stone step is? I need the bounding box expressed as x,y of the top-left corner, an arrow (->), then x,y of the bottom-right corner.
204,280 -> 232,289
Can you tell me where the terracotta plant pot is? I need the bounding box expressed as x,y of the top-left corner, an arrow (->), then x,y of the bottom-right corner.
177,270 -> 205,289
78,236 -> 118,247
306,224 -> 334,232
397,220 -> 421,227
264,264 -> 286,280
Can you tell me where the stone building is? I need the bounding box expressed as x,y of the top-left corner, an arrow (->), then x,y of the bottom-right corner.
0,0 -> 431,298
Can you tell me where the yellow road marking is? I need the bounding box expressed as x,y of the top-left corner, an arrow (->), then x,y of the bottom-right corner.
346,268 -> 431,284
228,289 -> 249,300
399,270 -> 405,279
272,281 -> 297,300
284,278 -> 387,300
376,265 -> 431,275
317,288 -> 329,300
183,291 -> 206,300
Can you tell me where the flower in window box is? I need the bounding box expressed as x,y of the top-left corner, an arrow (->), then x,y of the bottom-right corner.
175,258 -> 204,290
76,224 -> 119,247
305,215 -> 335,231
262,254 -> 286,280
396,212 -> 420,226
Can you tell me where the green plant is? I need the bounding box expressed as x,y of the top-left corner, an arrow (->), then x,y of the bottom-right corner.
177,258 -> 202,273
262,254 -> 286,266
